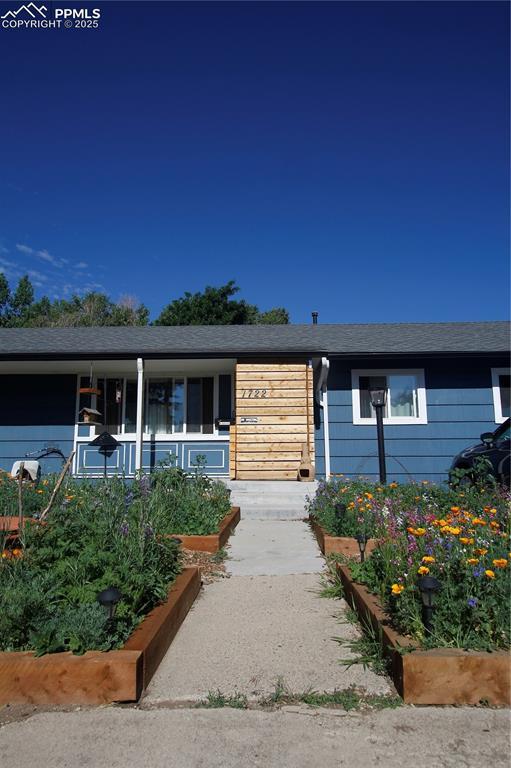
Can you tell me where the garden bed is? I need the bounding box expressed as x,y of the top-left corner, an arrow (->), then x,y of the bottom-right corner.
336,563 -> 511,706
172,506 -> 240,553
309,516 -> 378,558
0,566 -> 201,706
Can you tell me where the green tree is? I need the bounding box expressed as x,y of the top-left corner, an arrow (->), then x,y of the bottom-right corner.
0,273 -> 11,326
10,275 -> 34,326
154,281 -> 289,326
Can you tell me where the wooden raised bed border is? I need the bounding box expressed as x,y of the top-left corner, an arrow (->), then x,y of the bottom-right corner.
336,563 -> 511,706
310,516 -> 378,558
0,567 -> 201,706
173,506 -> 240,553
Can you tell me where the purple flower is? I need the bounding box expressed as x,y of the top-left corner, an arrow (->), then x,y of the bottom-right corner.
473,566 -> 484,579
467,597 -> 478,608
139,475 -> 151,498
125,490 -> 134,508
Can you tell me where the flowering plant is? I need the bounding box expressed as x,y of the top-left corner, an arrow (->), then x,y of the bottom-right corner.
309,476 -> 510,649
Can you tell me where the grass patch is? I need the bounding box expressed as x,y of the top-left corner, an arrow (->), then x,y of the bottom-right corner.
196,690 -> 248,709
210,547 -> 228,564
334,607 -> 390,677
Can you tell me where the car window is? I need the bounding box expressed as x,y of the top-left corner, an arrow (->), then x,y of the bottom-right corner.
495,424 -> 510,444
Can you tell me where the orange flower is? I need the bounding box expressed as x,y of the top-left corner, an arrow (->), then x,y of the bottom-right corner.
391,583 -> 404,595
451,506 -> 460,513
474,548 -> 488,556
1,550 -> 11,559
448,526 -> 461,535
422,556 -> 435,564
472,518 -> 487,526
490,521 -> 500,529
389,482 -> 398,488
467,558 -> 479,565
492,559 -> 508,569
417,566 -> 430,575
12,548 -> 22,558
365,492 -> 373,500
484,570 -> 495,579
459,537 -> 474,545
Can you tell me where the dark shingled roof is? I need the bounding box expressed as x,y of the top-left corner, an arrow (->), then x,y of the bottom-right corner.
0,322 -> 508,359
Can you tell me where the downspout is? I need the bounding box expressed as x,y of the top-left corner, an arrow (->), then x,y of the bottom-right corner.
315,357 -> 331,480
135,357 -> 144,476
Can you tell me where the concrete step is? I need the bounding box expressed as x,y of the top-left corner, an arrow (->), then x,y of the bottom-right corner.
223,480 -> 317,520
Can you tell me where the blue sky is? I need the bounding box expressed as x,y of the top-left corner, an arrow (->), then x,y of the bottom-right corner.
0,1 -> 509,323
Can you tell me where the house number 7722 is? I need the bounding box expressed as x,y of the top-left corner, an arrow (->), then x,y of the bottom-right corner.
241,389 -> 268,398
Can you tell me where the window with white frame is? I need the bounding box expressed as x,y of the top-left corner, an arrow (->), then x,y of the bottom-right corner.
491,368 -> 510,423
77,374 -> 231,436
351,369 -> 427,425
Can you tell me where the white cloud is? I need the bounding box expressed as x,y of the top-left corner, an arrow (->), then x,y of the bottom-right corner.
16,243 -> 66,268
28,269 -> 48,282
74,261 -> 88,269
16,243 -> 34,255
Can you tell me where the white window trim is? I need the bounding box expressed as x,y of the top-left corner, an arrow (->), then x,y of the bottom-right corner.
351,368 -> 428,425
491,367 -> 510,424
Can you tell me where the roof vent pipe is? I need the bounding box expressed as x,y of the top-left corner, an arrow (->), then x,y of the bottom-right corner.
312,312 -> 318,325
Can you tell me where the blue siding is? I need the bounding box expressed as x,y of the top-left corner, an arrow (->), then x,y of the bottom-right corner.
76,440 -> 230,477
315,356 -> 509,483
0,375 -> 75,474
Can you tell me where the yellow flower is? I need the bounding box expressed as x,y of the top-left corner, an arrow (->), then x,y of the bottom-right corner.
389,482 -> 398,488
421,480 -> 429,484
417,566 -> 430,575
485,570 -> 495,579
467,558 -> 479,565
422,556 -> 435,564
459,537 -> 474,545
376,487 -> 383,492
492,558 -> 508,569
414,527 -> 426,537
391,583 -> 404,595
448,526 -> 461,535
489,508 -> 497,514
36,489 -> 43,494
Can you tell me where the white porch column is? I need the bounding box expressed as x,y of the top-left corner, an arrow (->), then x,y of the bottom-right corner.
135,357 -> 144,475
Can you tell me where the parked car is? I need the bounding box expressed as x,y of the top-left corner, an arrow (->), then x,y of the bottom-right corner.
450,418 -> 510,487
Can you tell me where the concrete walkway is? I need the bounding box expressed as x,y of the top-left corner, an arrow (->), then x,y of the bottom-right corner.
227,519 -> 323,576
144,520 -> 392,702
2,707 -> 509,768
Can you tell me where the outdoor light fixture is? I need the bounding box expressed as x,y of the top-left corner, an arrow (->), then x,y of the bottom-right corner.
97,586 -> 122,622
369,387 -> 388,484
334,502 -> 346,537
356,533 -> 368,563
417,575 -> 441,634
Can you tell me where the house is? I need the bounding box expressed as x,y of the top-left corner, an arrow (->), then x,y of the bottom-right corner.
0,321 -> 508,483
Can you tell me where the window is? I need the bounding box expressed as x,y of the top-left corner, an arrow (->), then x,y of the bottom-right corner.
76,374 -> 230,436
491,368 -> 510,423
352,369 -> 427,425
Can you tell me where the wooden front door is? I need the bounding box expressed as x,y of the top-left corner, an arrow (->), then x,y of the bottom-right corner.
231,361 -> 314,480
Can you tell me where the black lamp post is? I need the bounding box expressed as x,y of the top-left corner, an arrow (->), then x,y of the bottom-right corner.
97,586 -> 122,623
356,533 -> 368,563
334,502 -> 346,537
417,575 -> 441,634
369,388 -> 388,484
